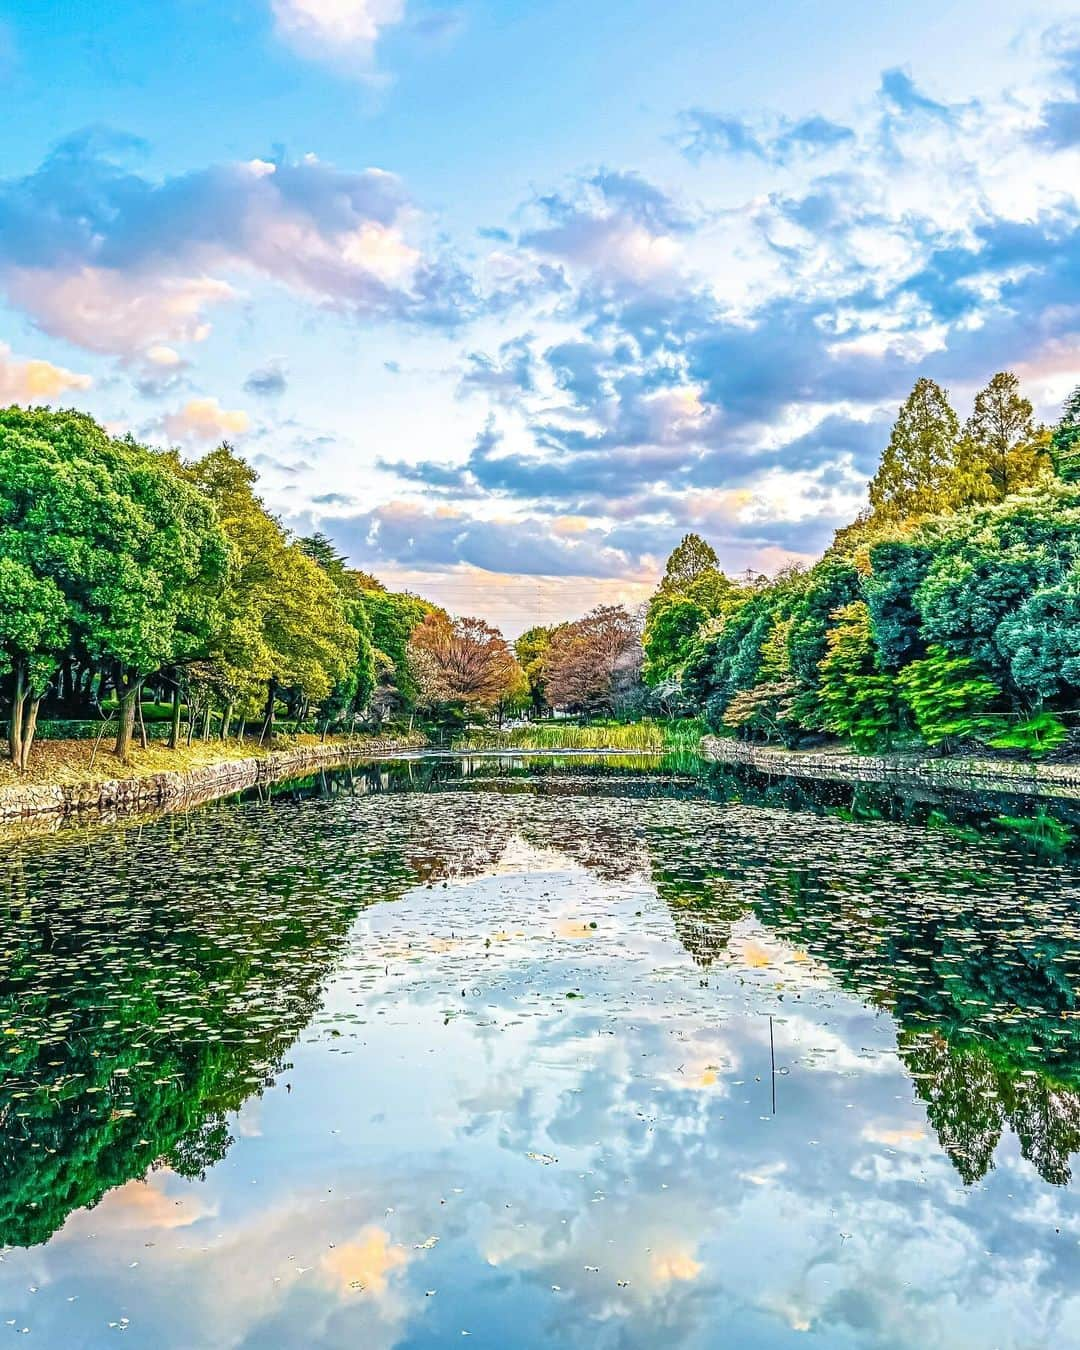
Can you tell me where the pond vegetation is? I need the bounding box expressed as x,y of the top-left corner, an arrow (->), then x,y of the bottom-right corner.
1,754 -> 1078,1346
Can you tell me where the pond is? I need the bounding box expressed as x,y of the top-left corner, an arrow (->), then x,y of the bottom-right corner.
1,753 -> 1079,1348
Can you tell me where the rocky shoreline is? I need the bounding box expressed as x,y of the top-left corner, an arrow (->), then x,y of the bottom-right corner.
701,735 -> 1080,798
0,736 -> 427,823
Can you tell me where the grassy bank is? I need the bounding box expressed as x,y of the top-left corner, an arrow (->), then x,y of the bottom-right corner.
0,730 -> 426,793
452,718 -> 706,753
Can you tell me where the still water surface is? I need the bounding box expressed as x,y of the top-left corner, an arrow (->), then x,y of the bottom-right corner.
1,754 -> 1079,1348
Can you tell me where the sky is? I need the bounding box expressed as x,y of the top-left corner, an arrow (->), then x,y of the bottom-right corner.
1,0 -> 1079,634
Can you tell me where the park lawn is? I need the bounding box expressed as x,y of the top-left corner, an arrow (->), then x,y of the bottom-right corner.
0,732 -> 360,791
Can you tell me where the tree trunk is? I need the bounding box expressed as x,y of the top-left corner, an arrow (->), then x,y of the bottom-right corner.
168,683 -> 181,750
202,703 -> 211,742
114,671 -> 143,763
8,662 -> 26,769
137,695 -> 148,750
221,702 -> 233,741
260,679 -> 277,746
19,695 -> 41,773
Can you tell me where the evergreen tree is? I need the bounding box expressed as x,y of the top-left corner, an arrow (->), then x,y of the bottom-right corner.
868,378 -> 960,518
1052,385 -> 1080,483
959,371 -> 1052,501
660,533 -> 720,591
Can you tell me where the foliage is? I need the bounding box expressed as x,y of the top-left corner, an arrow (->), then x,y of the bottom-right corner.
360,588 -> 437,716
958,371 -> 1053,502
895,646 -> 1000,749
0,408 -> 229,761
669,373 -> 1080,761
643,533 -> 735,687
1052,385 -> 1080,483
544,605 -> 643,713
408,613 -> 521,715
642,593 -> 713,686
987,711 -> 1069,759
721,680 -> 801,745
815,602 -> 898,751
514,624 -> 560,713
868,377 -> 960,518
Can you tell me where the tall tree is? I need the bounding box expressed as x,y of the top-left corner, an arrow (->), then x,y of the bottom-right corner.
660,533 -> 721,592
0,558 -> 68,770
868,378 -> 960,518
1052,386 -> 1080,484
960,371 -> 1052,501
0,408 -> 228,763
408,613 -> 521,712
361,588 -> 439,717
544,605 -> 642,712
514,625 -> 559,714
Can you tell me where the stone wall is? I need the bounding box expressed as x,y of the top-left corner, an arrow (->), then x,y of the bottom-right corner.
0,736 -> 427,823
701,736 -> 1080,799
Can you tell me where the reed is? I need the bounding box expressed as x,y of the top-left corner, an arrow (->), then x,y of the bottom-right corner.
452,718 -> 706,753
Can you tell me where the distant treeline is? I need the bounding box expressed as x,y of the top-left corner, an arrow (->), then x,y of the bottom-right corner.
640,373 -> 1080,757
3,370 -> 1077,770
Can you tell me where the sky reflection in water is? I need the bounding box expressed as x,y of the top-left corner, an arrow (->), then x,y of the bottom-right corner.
1,756 -> 1079,1349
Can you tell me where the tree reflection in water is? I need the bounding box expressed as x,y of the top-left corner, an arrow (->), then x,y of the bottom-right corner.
0,752 -> 1077,1253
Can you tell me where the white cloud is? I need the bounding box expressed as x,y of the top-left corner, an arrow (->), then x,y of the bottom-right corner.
0,342 -> 92,402
160,397 -> 251,444
0,142 -> 473,360
271,0 -> 405,70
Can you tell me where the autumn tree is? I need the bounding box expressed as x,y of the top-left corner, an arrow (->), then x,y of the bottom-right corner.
545,605 -> 643,713
408,613 -> 521,715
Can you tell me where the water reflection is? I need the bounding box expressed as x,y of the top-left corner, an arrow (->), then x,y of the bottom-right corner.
0,755 -> 1078,1347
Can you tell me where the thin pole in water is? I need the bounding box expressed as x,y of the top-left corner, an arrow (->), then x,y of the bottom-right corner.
769,1014 -> 776,1115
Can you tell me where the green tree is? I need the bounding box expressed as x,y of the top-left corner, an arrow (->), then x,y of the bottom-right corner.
868,378 -> 960,518
895,646 -> 1000,749
816,601 -> 898,751
361,588 -> 438,718
660,533 -> 721,591
1051,386 -> 1080,483
959,372 -> 1053,502
299,534 -> 378,725
995,567 -> 1080,706
0,408 -> 228,762
0,558 -> 68,769
642,592 -> 712,686
515,624 -> 559,714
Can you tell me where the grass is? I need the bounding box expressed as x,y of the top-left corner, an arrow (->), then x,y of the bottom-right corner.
0,729 -> 425,792
453,718 -> 707,753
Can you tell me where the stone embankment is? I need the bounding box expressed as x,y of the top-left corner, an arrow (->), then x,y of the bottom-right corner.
0,736 -> 427,823
702,736 -> 1080,798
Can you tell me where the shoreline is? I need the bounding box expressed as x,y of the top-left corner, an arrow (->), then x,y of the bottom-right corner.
0,734 -> 428,825
2,730 -> 1075,835
701,735 -> 1080,799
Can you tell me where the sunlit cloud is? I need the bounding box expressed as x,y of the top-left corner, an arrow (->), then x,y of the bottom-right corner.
0,342 -> 92,402
160,396 -> 251,444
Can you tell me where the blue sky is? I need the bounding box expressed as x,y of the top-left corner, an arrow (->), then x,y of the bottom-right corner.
1,0 -> 1079,631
